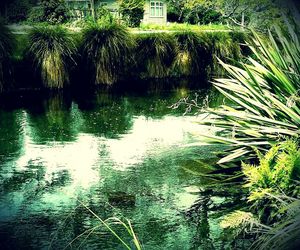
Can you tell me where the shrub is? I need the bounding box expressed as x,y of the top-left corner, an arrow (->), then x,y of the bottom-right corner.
81,22 -> 134,84
221,141 -> 300,249
6,0 -> 31,23
119,0 -> 145,27
243,141 -> 300,221
39,0 -> 70,24
96,4 -> 115,24
27,6 -> 45,23
184,5 -> 222,25
28,25 -> 76,88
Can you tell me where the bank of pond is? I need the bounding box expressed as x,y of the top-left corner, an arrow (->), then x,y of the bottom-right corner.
0,21 -> 247,92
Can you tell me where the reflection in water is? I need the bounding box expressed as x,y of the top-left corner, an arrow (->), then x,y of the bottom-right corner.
0,87 -> 229,250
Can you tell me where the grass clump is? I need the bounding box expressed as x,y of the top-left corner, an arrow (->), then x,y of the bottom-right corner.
28,25 -> 76,89
135,33 -> 177,78
81,22 -> 134,85
174,31 -> 212,76
0,20 -> 15,92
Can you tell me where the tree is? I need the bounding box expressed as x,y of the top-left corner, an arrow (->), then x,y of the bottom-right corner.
1,0 -> 38,22
39,0 -> 69,24
167,0 -> 284,30
118,0 -> 145,27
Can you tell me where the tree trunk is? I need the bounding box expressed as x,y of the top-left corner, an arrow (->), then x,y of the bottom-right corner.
90,0 -> 95,20
241,12 -> 245,30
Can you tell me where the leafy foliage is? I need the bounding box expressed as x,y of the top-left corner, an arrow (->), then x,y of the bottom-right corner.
220,210 -> 262,236
39,0 -> 70,24
28,25 -> 76,88
220,141 -> 300,249
184,4 -> 222,25
5,0 -> 36,23
252,199 -> 300,250
167,0 -> 284,30
243,141 -> 300,221
81,22 -> 134,84
119,0 -> 145,27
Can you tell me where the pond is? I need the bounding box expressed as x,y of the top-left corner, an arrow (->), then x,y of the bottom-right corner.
0,82 -> 241,250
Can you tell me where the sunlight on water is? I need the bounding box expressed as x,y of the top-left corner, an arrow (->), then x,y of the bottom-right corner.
0,89 -> 228,250
107,115 -> 202,170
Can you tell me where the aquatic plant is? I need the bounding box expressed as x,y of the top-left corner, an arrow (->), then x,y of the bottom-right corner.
28,25 -> 76,89
81,22 -> 134,85
174,31 -> 212,76
199,19 -> 300,164
0,20 -> 15,92
135,33 -> 177,78
62,200 -> 142,250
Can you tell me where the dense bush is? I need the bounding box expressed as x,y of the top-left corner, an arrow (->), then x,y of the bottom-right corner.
39,0 -> 70,24
184,5 -> 222,25
96,5 -> 115,24
6,0 -> 36,23
243,141 -> 300,221
221,141 -> 300,249
27,6 -> 46,23
119,0 -> 145,27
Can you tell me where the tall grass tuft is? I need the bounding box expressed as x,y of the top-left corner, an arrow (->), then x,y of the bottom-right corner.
174,31 -> 212,76
28,25 -> 76,89
135,33 -> 177,78
0,20 -> 15,92
81,22 -> 134,85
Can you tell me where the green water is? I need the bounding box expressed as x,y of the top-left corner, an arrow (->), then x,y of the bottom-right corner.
0,86 -> 236,250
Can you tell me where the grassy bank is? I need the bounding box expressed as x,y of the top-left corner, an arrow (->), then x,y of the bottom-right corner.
2,23 -> 246,90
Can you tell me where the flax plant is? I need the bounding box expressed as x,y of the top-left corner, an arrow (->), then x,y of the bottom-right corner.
29,26 -> 76,89
199,20 -> 300,164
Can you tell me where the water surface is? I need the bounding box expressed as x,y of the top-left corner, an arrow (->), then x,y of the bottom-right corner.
0,85 -> 234,250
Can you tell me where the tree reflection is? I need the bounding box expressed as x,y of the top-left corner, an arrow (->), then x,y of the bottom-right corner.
27,92 -> 80,143
0,110 -> 24,164
76,92 -> 134,139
